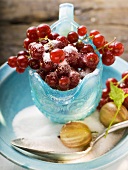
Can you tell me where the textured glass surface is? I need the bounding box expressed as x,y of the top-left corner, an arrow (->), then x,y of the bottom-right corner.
29,3 -> 103,123
29,63 -> 102,123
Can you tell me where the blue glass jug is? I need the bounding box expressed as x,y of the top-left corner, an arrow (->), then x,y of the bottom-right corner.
29,3 -> 103,123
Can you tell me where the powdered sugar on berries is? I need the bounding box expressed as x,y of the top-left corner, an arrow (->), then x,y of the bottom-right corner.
43,52 -> 51,62
64,45 -> 78,54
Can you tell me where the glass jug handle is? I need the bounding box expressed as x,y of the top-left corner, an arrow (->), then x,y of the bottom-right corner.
51,3 -> 78,35
59,3 -> 74,21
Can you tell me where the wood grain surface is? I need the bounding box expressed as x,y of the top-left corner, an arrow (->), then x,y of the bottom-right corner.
0,0 -> 128,64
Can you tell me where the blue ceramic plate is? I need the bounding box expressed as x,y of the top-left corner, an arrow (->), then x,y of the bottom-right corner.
0,57 -> 128,170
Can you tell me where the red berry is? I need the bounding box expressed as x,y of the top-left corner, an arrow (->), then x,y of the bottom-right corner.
59,76 -> 70,91
77,53 -> 86,69
98,41 -> 108,54
106,78 -> 118,92
122,71 -> 128,87
67,31 -> 78,43
17,55 -> 28,69
28,58 -> 40,70
80,44 -> 94,54
122,88 -> 128,109
28,42 -> 37,51
8,56 -> 17,68
111,41 -> 124,56
77,25 -> 87,36
102,88 -> 109,98
40,39 -> 49,45
56,36 -> 69,48
56,64 -> 71,77
84,52 -> 99,69
89,30 -> 100,37
118,83 -> 126,89
23,38 -> 33,50
123,97 -> 128,109
64,46 -> 78,67
37,24 -> 51,38
45,72 -> 58,89
75,41 -> 84,51
122,71 -> 128,79
69,71 -> 80,89
26,26 -> 38,41
93,34 -> 105,48
48,32 -> 59,40
102,51 -> 115,66
97,98 -> 109,110
17,50 -> 29,57
30,43 -> 44,60
37,69 -> 46,80
50,49 -> 65,64
16,66 -> 25,73
40,59 -> 54,72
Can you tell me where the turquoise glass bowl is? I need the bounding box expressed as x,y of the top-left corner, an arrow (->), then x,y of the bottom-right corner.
29,63 -> 102,123
29,3 -> 103,123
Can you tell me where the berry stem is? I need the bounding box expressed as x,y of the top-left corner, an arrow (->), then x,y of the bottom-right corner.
97,37 -> 117,51
104,37 -> 116,48
117,74 -> 128,85
39,36 -> 49,42
105,105 -> 120,137
88,35 -> 94,39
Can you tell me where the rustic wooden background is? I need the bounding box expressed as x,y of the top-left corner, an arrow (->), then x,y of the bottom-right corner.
0,0 -> 128,65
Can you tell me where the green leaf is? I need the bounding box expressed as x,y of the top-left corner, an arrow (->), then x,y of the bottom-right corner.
105,82 -> 126,137
109,82 -> 125,107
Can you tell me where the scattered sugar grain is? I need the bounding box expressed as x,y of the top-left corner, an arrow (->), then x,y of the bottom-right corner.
13,106 -> 82,153
12,105 -> 124,162
83,110 -> 105,135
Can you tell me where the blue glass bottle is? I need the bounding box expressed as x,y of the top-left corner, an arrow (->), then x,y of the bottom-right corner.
29,3 -> 103,123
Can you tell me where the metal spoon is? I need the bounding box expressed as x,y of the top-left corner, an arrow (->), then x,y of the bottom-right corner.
11,120 -> 128,163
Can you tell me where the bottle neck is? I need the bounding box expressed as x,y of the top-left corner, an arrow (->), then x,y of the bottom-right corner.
59,3 -> 74,20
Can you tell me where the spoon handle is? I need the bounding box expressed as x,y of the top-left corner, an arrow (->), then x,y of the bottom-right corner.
93,120 -> 128,144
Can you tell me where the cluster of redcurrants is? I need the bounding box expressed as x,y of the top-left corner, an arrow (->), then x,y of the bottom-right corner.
97,71 -> 128,110
90,30 -> 124,66
7,23 -> 124,90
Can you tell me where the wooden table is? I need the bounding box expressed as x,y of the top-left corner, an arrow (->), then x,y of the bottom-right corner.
0,0 -> 128,65
0,0 -> 128,169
